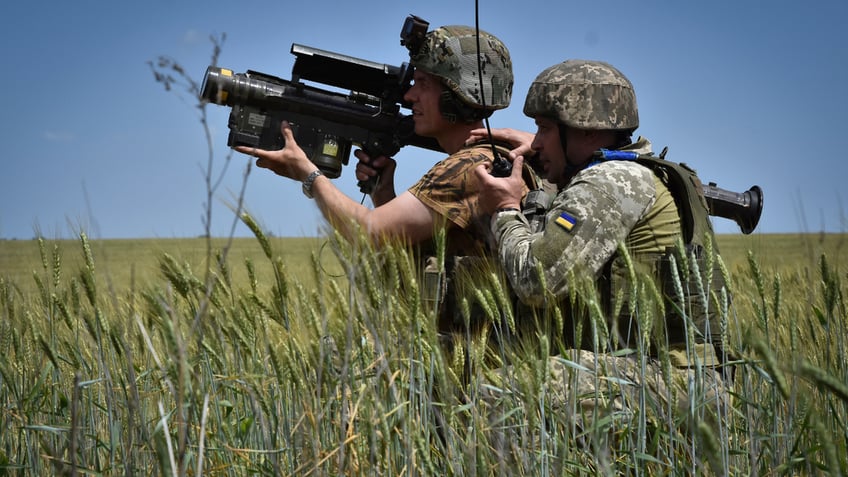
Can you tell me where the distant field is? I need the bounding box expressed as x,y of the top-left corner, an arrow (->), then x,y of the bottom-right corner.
2,233 -> 846,292
715,232 -> 847,272
0,236 -> 344,295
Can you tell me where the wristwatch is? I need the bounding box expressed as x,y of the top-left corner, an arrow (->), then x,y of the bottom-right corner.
302,169 -> 324,198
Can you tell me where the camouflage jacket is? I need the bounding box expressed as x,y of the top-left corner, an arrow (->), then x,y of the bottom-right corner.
490,137 -> 727,365
489,137 -> 679,305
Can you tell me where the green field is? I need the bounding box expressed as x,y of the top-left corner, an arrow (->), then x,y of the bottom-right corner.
0,231 -> 846,475
3,232 -> 844,292
0,236 -> 345,296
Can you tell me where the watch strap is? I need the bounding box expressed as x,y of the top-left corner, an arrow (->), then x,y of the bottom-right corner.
302,169 -> 324,198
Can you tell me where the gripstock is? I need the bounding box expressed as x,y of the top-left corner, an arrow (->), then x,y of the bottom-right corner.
200,15 -> 440,194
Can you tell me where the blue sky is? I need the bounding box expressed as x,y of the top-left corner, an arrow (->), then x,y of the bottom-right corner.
2,0 -> 846,240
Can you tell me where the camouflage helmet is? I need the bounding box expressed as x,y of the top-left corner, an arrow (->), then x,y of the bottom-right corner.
523,59 -> 638,130
410,25 -> 513,110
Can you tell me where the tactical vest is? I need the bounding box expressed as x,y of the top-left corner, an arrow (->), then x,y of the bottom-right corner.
596,148 -> 728,365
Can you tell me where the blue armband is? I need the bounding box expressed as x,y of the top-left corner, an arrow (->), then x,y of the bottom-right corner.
594,149 -> 639,161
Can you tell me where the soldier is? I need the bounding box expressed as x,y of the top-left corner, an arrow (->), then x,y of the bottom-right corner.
472,59 -> 731,434
239,24 -> 525,331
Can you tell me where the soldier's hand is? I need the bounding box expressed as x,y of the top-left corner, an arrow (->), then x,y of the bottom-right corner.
474,156 -> 525,214
235,121 -> 315,181
466,128 -> 536,160
354,149 -> 397,204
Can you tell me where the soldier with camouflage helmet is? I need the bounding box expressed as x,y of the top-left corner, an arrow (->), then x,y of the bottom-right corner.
240,22 -> 527,331
472,59 -> 731,428
474,59 -> 667,307
404,25 -> 513,122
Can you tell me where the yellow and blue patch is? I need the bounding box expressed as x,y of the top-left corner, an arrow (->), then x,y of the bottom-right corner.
555,212 -> 577,232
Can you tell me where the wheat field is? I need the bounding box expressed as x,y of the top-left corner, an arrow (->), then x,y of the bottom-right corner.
0,227 -> 845,475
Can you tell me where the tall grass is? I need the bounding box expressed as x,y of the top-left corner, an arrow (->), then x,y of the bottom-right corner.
0,225 -> 846,475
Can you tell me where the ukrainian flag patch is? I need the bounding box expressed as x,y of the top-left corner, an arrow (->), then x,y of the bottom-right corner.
555,212 -> 577,232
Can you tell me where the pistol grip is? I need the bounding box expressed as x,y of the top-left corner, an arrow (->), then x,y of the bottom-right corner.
358,175 -> 378,195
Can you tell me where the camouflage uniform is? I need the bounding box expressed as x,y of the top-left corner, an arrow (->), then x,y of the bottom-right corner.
488,145 -> 729,414
483,60 -> 730,433
493,60 -> 724,359
479,349 -> 732,447
490,136 -> 674,307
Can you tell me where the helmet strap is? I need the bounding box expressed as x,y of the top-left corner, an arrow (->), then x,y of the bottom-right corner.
558,124 -> 592,179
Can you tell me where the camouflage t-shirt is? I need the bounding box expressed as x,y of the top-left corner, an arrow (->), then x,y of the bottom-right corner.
409,142 -> 511,256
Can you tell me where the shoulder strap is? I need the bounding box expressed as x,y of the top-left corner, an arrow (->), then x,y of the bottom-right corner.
635,155 -> 713,245
595,149 -> 728,362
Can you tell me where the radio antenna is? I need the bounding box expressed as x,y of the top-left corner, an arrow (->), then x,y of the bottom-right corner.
474,0 -> 512,177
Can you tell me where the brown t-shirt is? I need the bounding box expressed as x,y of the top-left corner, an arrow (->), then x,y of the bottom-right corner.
408,142 -> 502,257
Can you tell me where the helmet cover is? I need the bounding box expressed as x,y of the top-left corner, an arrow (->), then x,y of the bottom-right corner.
411,25 -> 513,110
523,59 -> 638,130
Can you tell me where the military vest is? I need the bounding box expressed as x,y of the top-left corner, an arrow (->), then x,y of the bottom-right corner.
595,148 -> 728,365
